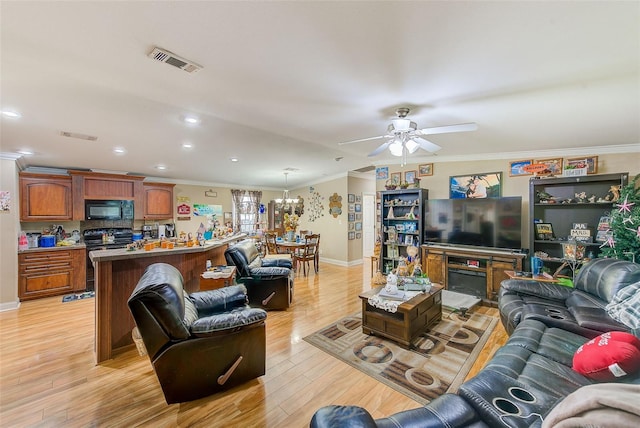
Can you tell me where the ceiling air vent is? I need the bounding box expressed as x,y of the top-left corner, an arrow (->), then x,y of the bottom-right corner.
60,131 -> 98,141
353,165 -> 376,173
148,47 -> 202,73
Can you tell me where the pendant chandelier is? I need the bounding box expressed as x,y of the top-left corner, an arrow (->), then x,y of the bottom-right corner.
275,172 -> 299,205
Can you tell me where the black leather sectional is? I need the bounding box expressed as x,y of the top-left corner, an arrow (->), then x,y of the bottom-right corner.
310,258 -> 640,427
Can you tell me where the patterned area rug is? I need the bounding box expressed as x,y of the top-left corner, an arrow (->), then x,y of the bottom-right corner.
304,310 -> 497,404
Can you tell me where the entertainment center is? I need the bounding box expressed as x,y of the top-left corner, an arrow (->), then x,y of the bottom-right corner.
421,245 -> 525,303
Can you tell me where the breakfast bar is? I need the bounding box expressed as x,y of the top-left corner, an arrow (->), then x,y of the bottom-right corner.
89,234 -> 246,363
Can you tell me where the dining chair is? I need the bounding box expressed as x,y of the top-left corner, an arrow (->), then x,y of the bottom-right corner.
264,231 -> 280,255
294,234 -> 319,276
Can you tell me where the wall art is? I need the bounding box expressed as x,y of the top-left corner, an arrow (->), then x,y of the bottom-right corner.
509,159 -> 533,176
328,192 -> 343,218
375,167 -> 389,180
534,158 -> 563,176
418,163 -> 434,176
449,172 -> 502,199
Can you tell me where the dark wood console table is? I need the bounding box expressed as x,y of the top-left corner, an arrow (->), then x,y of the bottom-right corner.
421,245 -> 525,303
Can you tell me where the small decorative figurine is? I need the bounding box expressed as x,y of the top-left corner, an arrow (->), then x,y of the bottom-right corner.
385,270 -> 399,294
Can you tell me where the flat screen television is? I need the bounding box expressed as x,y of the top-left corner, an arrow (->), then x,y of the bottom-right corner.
423,197 -> 523,251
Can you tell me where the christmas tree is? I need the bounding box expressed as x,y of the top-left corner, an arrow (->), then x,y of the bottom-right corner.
600,174 -> 640,263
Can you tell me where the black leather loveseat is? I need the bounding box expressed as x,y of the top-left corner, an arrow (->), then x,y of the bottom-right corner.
225,239 -> 294,310
310,259 -> 640,427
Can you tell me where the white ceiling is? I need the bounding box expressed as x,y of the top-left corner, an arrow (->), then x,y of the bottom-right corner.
1,1 -> 639,189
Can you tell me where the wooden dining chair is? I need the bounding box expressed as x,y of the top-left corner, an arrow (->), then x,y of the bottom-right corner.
294,234 -> 319,276
264,231 -> 280,255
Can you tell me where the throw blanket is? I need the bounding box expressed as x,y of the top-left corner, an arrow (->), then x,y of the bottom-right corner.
542,383 -> 640,428
606,281 -> 640,329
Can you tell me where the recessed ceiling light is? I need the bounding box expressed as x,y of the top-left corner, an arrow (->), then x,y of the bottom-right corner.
113,147 -> 126,155
17,149 -> 33,155
183,116 -> 199,125
230,157 -> 239,162
155,165 -> 167,170
2,110 -> 21,118
182,142 -> 193,149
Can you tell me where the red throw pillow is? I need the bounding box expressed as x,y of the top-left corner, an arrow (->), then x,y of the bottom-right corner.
573,331 -> 640,381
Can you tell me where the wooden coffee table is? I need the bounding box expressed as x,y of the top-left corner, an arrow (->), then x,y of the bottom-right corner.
359,284 -> 443,347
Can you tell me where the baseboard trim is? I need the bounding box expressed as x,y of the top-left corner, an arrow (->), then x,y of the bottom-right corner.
0,300 -> 21,312
319,257 -> 364,267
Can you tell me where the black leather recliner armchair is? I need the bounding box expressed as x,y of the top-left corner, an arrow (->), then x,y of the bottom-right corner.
128,262 -> 267,404
499,258 -> 640,337
225,239 -> 294,310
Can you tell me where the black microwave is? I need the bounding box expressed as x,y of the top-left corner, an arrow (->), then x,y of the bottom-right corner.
85,200 -> 134,220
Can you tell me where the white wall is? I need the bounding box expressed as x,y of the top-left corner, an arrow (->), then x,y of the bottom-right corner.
0,157 -> 20,310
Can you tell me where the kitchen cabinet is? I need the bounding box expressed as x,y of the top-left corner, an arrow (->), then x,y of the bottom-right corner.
529,173 -> 628,270
143,182 -> 175,219
18,247 -> 86,300
19,172 -> 73,221
69,171 -> 144,219
380,188 -> 428,273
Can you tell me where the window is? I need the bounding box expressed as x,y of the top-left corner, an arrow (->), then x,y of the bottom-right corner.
233,192 -> 258,234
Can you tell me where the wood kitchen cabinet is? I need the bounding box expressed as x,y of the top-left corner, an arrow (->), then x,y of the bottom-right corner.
19,172 -> 73,221
143,182 -> 175,219
69,171 -> 145,220
18,247 -> 86,300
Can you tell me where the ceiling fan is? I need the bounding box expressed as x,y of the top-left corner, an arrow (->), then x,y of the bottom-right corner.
338,108 -> 477,165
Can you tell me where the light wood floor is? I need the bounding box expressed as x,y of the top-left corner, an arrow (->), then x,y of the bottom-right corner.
0,261 -> 508,427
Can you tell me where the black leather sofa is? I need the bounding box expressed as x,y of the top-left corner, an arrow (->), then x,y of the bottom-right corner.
128,263 -> 267,404
310,258 -> 640,427
499,258 -> 640,338
225,239 -> 294,310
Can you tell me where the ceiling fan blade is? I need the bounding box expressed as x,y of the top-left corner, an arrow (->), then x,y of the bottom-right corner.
368,141 -> 392,157
338,135 -> 387,145
418,122 -> 478,135
413,137 -> 442,153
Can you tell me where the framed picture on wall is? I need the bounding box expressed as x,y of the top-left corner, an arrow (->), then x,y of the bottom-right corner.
390,172 -> 401,185
348,231 -> 355,240
418,163 -> 434,176
348,193 -> 355,203
535,158 -> 563,176
565,156 -> 598,174
509,159 -> 533,176
449,172 -> 502,199
404,170 -> 417,184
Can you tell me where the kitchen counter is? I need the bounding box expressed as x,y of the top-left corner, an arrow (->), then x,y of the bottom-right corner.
19,243 -> 86,253
88,234 -> 245,262
92,233 -> 247,363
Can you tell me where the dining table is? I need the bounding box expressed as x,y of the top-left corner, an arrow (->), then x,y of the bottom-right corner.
275,239 -> 320,274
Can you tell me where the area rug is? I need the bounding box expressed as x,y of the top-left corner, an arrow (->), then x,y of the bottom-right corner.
62,291 -> 95,302
303,310 -> 497,404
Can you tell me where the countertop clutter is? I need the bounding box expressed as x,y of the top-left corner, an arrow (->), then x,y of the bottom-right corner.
89,234 -> 247,262
18,242 -> 86,253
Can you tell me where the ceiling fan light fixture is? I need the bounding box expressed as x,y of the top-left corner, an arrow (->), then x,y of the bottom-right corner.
389,140 -> 403,156
405,139 -> 420,154
391,118 -> 411,131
